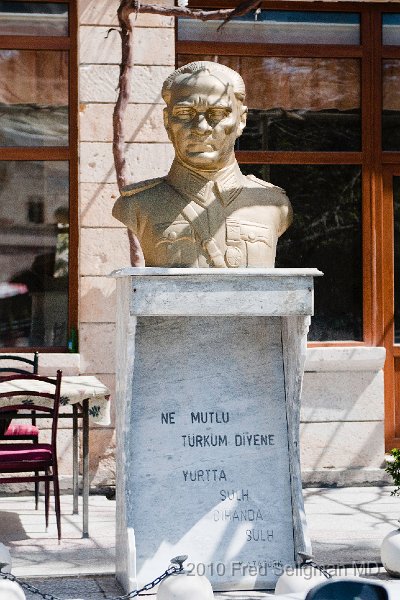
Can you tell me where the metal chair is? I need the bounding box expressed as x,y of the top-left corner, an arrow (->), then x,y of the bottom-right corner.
0,353 -> 38,376
0,371 -> 62,540
305,578 -> 389,600
0,353 -> 40,508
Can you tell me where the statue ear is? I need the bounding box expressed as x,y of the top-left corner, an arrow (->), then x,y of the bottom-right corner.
163,107 -> 172,141
236,105 -> 248,137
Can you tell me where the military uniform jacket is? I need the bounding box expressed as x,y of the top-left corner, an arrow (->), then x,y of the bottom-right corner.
112,160 -> 292,268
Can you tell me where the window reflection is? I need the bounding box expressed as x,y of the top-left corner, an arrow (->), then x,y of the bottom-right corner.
383,60 -> 400,151
178,55 -> 361,152
0,50 -> 68,147
394,177 -> 400,343
383,14 -> 400,46
178,11 -> 360,45
0,161 -> 69,348
0,2 -> 68,36
241,164 -> 363,341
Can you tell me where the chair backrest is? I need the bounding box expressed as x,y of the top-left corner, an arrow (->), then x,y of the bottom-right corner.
0,352 -> 39,375
0,371 -> 62,448
305,578 -> 389,600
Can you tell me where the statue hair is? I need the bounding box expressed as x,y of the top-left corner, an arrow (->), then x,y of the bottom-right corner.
162,61 -> 246,105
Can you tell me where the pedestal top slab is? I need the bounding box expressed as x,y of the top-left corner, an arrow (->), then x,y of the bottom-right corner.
112,267 -> 323,278
112,268 -> 322,317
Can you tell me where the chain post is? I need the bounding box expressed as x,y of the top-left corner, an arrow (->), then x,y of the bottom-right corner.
120,555 -> 188,600
0,555 -> 188,600
0,569 -> 61,600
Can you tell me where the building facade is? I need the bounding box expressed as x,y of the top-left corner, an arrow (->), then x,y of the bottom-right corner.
1,0 -> 399,488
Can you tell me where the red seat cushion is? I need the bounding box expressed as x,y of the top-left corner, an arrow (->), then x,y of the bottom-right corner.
0,443 -> 53,469
0,414 -> 16,435
4,424 -> 39,437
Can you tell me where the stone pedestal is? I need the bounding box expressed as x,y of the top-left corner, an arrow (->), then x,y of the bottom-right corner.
112,268 -> 321,592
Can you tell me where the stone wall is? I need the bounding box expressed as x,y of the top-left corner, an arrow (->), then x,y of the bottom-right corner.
301,347 -> 388,486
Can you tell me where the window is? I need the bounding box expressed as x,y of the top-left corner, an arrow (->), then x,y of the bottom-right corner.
178,11 -> 360,45
0,1 -> 77,349
243,164 -> 362,341
179,1 -> 400,454
178,3 -> 366,343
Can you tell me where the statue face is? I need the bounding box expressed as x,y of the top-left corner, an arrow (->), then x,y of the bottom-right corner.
164,71 -> 247,172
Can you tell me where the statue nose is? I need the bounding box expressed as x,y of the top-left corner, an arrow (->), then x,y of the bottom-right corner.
193,114 -> 212,133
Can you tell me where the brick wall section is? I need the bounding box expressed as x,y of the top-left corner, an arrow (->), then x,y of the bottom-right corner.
78,0 -> 175,486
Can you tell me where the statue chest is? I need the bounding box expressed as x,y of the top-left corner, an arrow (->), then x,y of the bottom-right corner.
141,203 -> 281,268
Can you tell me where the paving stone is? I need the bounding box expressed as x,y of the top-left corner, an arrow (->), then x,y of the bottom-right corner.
1,489 -> 400,598
21,575 -> 123,599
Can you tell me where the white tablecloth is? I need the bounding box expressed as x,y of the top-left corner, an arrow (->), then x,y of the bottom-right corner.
0,375 -> 111,426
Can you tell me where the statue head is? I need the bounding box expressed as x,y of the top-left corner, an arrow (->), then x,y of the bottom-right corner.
162,61 -> 248,173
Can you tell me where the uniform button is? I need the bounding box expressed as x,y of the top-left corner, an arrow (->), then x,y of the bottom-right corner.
168,231 -> 177,240
248,232 -> 256,241
225,247 -> 242,267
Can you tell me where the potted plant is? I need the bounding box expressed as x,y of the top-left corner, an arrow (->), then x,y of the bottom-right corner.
381,449 -> 400,576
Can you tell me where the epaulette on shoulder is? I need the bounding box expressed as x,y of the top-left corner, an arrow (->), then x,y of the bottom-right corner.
246,174 -> 286,194
121,177 -> 164,198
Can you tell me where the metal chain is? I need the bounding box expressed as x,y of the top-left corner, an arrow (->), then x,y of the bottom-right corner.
0,555 -> 187,600
0,571 -> 61,600
114,558 -> 186,600
299,556 -> 332,579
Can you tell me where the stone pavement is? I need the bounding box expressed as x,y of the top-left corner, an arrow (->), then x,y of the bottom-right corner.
1,486 -> 400,598
0,495 -> 115,578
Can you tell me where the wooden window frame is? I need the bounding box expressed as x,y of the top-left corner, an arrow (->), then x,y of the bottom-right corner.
0,0 -> 78,353
178,1 -> 400,349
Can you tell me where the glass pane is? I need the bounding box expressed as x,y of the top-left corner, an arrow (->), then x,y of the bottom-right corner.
394,177 -> 400,343
0,161 -> 69,348
177,55 -> 361,152
383,14 -> 400,45
0,2 -> 68,36
241,164 -> 362,341
0,50 -> 68,147
383,59 -> 400,151
178,11 -> 360,45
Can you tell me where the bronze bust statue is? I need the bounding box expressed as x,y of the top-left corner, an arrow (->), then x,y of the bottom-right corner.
112,61 -> 292,268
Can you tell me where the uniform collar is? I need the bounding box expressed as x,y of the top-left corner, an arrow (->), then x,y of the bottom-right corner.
166,159 -> 244,207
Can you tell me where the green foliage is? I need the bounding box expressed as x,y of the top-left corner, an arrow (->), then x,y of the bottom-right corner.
385,448 -> 400,496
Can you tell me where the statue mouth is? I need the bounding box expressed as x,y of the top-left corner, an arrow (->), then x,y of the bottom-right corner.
187,142 -> 215,153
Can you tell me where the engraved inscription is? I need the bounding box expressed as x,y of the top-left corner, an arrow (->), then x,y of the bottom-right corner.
213,509 -> 264,522
161,411 -> 176,424
191,411 -> 230,424
235,433 -> 275,446
182,434 -> 228,447
220,489 -> 248,501
156,404 -> 289,582
246,529 -> 274,542
183,469 -> 227,482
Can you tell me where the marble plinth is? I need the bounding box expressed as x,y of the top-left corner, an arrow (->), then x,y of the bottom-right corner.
112,268 -> 321,593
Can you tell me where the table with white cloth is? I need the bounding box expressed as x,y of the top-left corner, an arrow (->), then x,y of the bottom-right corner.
0,375 -> 111,537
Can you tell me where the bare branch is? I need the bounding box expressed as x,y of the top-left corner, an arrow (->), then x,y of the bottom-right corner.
217,0 -> 262,31
128,229 -> 145,267
112,19 -> 132,190
118,0 -> 262,29
113,12 -> 145,266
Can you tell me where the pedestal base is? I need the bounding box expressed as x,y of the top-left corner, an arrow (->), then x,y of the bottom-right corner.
113,268 -> 320,592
